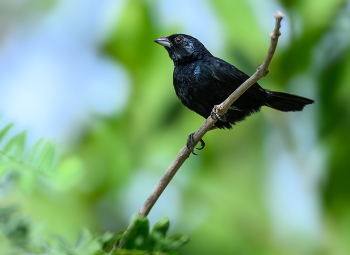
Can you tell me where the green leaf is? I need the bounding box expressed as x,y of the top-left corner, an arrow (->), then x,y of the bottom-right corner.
150,216 -> 169,239
24,138 -> 45,165
149,216 -> 170,252
125,215 -> 149,250
0,123 -> 14,143
34,140 -> 56,172
0,123 -> 59,199
2,131 -> 26,159
162,233 -> 190,252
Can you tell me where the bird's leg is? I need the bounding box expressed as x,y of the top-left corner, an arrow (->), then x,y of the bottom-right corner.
187,133 -> 205,155
197,137 -> 205,150
186,123 -> 218,155
186,133 -> 197,155
210,105 -> 227,122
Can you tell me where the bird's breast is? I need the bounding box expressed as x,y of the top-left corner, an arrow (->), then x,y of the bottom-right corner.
173,64 -> 200,99
172,62 -> 214,118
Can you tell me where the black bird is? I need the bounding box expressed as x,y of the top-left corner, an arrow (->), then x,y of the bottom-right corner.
154,34 -> 314,154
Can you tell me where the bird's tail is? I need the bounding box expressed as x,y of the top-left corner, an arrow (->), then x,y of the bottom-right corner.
265,90 -> 314,112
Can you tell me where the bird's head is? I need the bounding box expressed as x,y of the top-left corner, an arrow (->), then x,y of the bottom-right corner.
154,34 -> 212,64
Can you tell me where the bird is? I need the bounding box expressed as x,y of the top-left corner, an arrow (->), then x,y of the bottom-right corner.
154,34 -> 314,155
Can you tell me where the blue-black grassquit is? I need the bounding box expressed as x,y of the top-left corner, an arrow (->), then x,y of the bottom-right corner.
154,34 -> 314,154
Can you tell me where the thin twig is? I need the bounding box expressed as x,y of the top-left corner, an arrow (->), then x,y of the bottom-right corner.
114,11 -> 283,251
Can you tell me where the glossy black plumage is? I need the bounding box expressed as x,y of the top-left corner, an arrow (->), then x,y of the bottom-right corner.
154,34 -> 314,129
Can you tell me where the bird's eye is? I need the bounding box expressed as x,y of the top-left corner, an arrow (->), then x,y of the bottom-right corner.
174,36 -> 183,44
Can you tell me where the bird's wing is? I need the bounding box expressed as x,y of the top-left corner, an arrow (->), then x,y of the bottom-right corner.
209,57 -> 270,104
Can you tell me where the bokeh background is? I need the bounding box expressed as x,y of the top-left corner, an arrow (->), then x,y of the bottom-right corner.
0,0 -> 349,254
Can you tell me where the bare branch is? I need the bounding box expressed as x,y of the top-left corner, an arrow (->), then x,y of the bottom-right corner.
115,11 -> 283,251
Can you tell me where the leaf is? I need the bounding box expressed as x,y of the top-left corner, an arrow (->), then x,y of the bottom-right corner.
150,216 -> 170,252
0,123 -> 14,143
150,216 -> 169,239
24,138 -> 45,165
0,123 -> 58,198
34,141 -> 56,172
125,215 -> 149,250
99,231 -> 114,244
162,233 -> 190,252
2,131 -> 26,159
51,229 -> 102,255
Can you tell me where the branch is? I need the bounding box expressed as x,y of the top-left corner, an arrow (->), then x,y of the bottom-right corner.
114,11 -> 283,251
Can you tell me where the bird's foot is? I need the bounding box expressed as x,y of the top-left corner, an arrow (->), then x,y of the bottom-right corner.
187,133 -> 205,155
211,105 -> 227,122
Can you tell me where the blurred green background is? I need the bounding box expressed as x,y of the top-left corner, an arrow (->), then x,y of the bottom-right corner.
0,0 -> 350,254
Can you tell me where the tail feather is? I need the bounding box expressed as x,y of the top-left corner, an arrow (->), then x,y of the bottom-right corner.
265,90 -> 314,112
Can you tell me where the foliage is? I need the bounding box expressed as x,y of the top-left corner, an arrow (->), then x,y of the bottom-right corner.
0,123 -> 188,254
0,122 -> 56,174
117,216 -> 189,254
0,204 -> 112,255
0,203 -> 187,255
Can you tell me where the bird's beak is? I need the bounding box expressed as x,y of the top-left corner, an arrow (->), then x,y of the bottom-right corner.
154,36 -> 171,47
